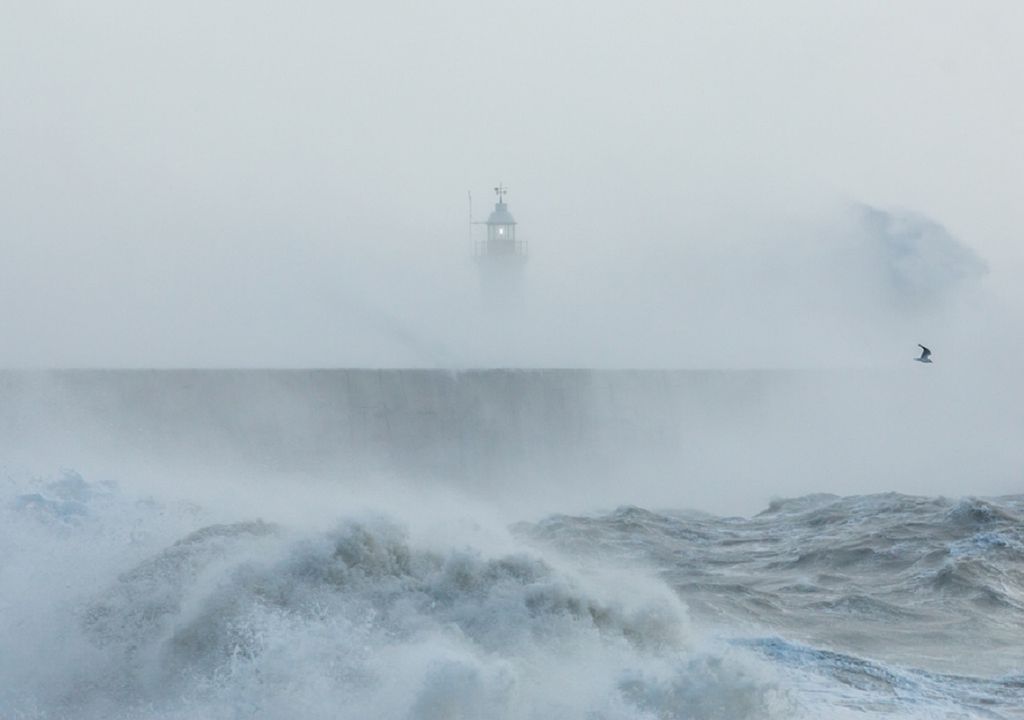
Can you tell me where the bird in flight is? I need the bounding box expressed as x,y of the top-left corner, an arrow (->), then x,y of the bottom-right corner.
915,344 -> 933,363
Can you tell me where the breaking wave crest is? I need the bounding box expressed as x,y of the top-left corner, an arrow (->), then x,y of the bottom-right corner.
1,471 -> 789,720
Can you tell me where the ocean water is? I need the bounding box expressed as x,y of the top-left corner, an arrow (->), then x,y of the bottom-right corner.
1,370 -> 1021,718
2,470 -> 1021,720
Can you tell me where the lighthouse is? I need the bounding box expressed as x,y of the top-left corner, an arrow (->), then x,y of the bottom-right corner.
473,183 -> 526,306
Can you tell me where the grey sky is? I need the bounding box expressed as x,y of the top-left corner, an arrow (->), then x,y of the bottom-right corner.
2,1 -> 1022,367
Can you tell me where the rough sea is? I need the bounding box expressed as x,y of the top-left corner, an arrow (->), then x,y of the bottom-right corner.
2,469 -> 1021,720
2,370 -> 1022,718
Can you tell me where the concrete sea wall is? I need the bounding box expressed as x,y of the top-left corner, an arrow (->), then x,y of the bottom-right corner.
1,368 -> 996,511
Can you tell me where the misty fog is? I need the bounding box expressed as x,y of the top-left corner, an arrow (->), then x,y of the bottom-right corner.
1,1 -> 1022,513
3,1 -> 1023,368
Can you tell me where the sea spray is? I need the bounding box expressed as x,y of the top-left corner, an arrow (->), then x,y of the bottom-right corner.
2,471 -> 790,720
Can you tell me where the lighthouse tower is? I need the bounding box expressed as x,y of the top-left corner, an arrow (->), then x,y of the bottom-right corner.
474,184 -> 526,306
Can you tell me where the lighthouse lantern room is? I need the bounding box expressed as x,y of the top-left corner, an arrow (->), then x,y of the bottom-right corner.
473,183 -> 526,306
476,184 -> 525,258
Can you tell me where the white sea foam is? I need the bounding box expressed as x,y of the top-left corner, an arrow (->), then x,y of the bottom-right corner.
1,471 -> 793,720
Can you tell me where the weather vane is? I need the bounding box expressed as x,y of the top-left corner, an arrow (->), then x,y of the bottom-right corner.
494,183 -> 508,202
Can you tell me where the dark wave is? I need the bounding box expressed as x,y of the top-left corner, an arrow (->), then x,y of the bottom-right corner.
739,637 -> 1023,719
522,491 -> 1024,687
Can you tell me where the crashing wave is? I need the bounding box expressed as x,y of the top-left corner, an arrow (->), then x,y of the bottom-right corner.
29,486 -> 780,720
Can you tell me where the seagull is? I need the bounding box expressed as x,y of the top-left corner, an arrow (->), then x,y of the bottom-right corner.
915,344 -> 933,363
